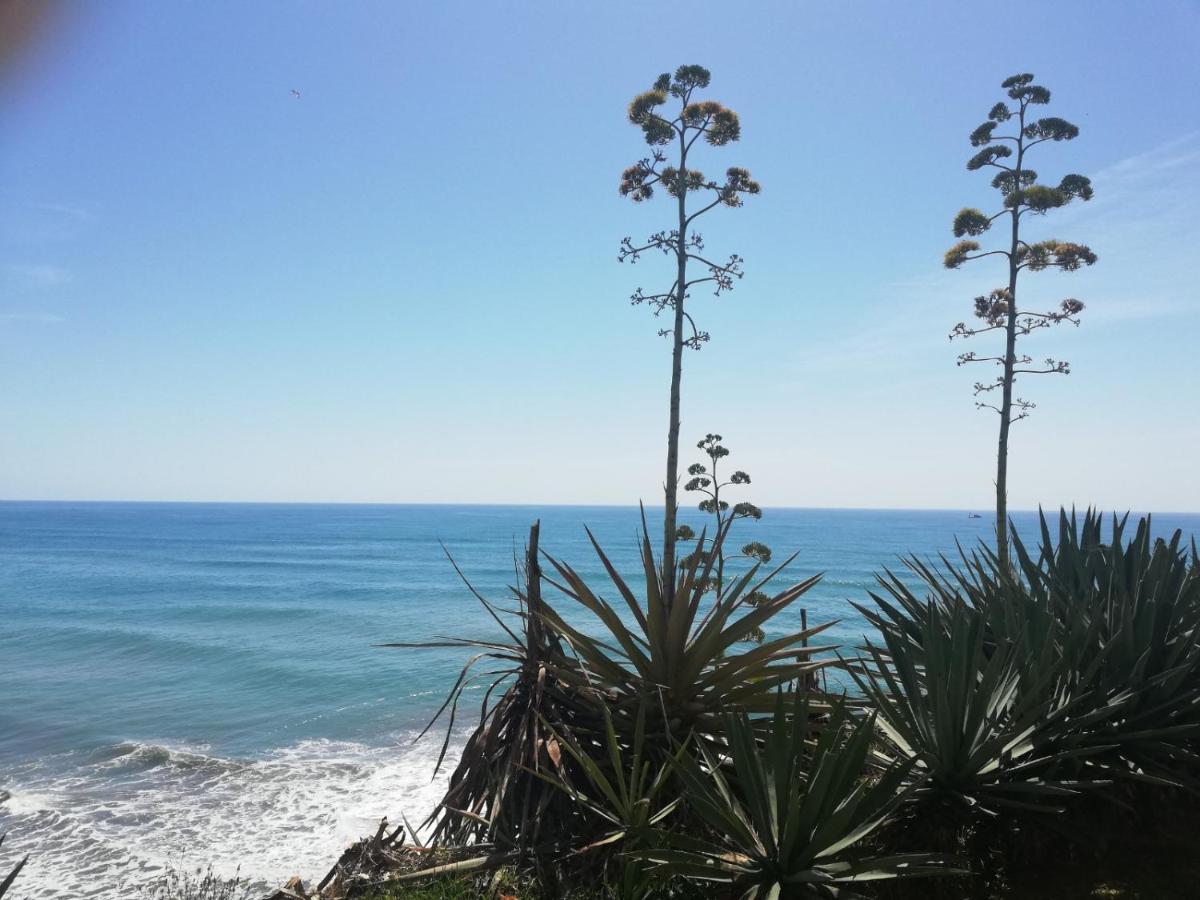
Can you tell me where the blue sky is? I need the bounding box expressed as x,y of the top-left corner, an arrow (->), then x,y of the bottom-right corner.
2,1 -> 1198,510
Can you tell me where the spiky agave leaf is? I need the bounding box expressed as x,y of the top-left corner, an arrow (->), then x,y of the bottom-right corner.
389,511 -> 839,853
851,600 -> 1121,815
632,692 -> 962,898
1012,510 -> 1200,783
524,702 -> 685,899
529,703 -> 682,849
537,510 -> 837,742
856,509 -> 1200,792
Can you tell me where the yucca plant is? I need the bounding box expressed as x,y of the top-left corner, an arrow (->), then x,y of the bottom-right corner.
530,703 -> 683,899
0,834 -> 26,899
1016,511 -> 1200,783
537,510 -> 835,744
385,521 -> 589,849
851,598 -> 1122,816
857,510 -> 1200,793
634,692 -> 960,898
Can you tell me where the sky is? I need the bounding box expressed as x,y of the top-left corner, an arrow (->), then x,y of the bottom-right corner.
1,1 -> 1198,510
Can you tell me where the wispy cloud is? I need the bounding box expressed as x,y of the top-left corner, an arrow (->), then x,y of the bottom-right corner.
0,200 -> 94,243
25,202 -> 93,222
0,312 -> 65,324
1084,296 -> 1193,325
1094,133 -> 1199,188
1053,133 -> 1200,234
1,262 -> 73,289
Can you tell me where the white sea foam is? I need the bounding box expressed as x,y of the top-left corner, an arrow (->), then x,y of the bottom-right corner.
0,735 -> 460,899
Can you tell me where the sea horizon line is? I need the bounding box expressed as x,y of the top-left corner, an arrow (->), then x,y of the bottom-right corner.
2,499 -> 1197,516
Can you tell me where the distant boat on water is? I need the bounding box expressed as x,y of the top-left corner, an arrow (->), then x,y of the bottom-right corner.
968,513 -> 982,518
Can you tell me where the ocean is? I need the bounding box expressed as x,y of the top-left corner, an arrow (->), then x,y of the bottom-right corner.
2,502 -> 1197,898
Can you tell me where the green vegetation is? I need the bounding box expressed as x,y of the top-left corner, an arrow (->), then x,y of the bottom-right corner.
633,693 -> 957,897
359,511 -> 1200,900
857,509 -> 1200,797
139,865 -> 245,900
384,515 -> 832,856
355,837 -> 1200,900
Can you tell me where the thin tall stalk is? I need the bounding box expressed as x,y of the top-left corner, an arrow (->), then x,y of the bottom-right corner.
619,65 -> 759,601
945,73 -> 1096,567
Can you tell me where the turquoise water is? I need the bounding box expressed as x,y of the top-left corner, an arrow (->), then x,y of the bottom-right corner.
2,502 -> 1197,897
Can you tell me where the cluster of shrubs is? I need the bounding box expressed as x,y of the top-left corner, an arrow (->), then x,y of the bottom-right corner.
385,509 -> 1200,898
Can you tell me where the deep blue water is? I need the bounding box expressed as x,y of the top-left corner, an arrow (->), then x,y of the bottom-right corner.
1,502 -> 1197,897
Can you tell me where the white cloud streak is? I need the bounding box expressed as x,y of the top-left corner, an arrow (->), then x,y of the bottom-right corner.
0,312 -> 65,324
1,262 -> 73,289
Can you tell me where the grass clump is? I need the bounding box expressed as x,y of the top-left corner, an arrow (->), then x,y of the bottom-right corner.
140,864 -> 245,900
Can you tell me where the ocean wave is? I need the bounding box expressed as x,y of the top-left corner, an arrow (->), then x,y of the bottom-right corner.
0,735 -> 459,899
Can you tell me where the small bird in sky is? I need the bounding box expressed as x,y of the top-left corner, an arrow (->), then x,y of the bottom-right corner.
290,89 -> 301,99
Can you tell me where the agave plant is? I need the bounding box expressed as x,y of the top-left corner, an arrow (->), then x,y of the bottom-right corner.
529,702 -> 683,899
1014,511 -> 1200,782
537,510 -> 835,742
536,704 -> 681,851
634,692 -> 959,898
851,598 -> 1122,815
393,510 -> 836,857
0,834 -> 27,899
856,509 -> 1200,795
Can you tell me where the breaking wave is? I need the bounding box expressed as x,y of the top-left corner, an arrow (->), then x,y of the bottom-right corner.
0,734 -> 459,899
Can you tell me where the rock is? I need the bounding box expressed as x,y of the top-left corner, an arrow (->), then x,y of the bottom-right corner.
262,876 -> 308,900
